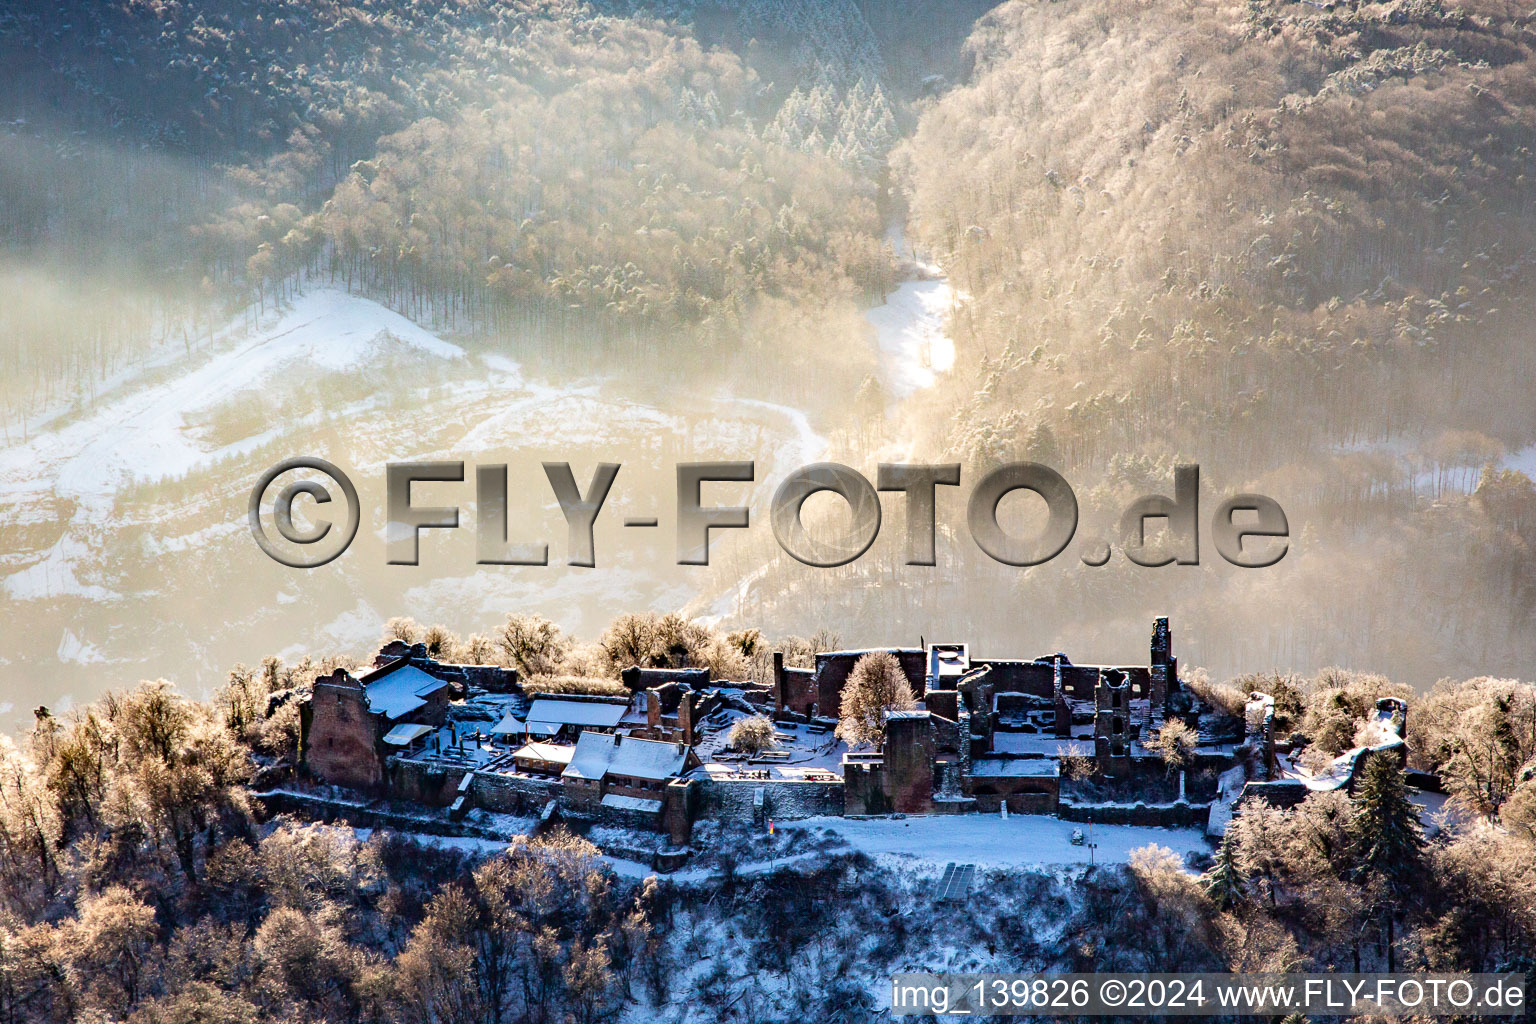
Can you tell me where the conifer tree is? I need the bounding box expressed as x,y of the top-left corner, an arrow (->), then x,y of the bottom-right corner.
1203,832 -> 1246,911
1349,755 -> 1425,970
1350,755 -> 1426,892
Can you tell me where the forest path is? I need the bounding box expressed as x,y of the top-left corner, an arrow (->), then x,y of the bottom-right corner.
864,221 -> 958,401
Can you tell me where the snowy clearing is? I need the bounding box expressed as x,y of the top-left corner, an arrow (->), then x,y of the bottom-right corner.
353,821 -> 535,856
786,814 -> 1210,867
1,223 -> 958,708
0,288 -> 463,516
601,849 -> 824,882
865,227 -> 959,399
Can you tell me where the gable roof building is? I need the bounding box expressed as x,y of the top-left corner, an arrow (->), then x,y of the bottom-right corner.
302,643 -> 517,793
560,732 -> 699,814
365,664 -> 453,721
304,656 -> 458,792
527,697 -> 628,732
564,731 -> 620,782
512,741 -> 577,776
489,695 -> 630,742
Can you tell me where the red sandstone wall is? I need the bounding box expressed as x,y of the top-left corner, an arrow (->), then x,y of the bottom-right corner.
306,675 -> 383,791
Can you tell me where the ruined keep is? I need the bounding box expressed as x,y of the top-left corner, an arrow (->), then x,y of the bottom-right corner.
773,647 -> 926,720
1094,669 -> 1133,775
841,617 -> 1189,816
303,644 -> 516,793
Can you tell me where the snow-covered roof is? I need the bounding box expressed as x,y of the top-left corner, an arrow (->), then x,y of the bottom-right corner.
820,647 -> 923,658
526,698 -> 627,730
381,722 -> 434,746
560,733 -> 690,783
514,742 -> 576,765
930,643 -> 969,679
969,758 -> 1060,778
365,665 -> 449,721
562,732 -> 617,781
490,712 -> 561,737
608,736 -> 690,781
601,793 -> 663,814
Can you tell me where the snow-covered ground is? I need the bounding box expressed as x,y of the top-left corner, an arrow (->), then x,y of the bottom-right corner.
865,225 -> 958,399
1,289 -> 475,608
786,813 -> 1209,868
601,848 -> 825,882
0,291 -> 842,709
1,215 -> 963,716
991,733 -> 1088,757
0,289 -> 463,517
353,816 -> 538,855
865,280 -> 957,399
357,811 -> 1210,882
691,719 -> 849,777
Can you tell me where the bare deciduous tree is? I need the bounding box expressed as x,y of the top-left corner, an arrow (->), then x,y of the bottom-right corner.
727,716 -> 777,755
498,614 -> 572,677
835,652 -> 916,749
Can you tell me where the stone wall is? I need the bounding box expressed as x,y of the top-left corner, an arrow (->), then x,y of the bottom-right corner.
620,666 -> 710,691
472,771 -> 561,816
1406,769 -> 1445,793
1186,754 -> 1237,800
967,791 -> 1057,814
693,777 -> 845,822
884,712 -> 937,813
664,780 -> 693,846
305,670 -> 383,792
814,648 -> 927,716
375,640 -> 520,692
843,757 -> 890,816
1237,779 -> 1309,809
594,799 -> 665,830
387,757 -> 468,806
773,652 -> 817,717
253,789 -> 510,838
963,773 -> 1060,814
925,689 -> 961,720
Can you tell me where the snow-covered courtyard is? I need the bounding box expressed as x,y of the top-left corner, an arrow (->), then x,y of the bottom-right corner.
785,813 -> 1209,868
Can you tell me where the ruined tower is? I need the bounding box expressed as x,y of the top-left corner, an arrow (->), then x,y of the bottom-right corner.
1094,669 -> 1133,775
1149,616 -> 1176,718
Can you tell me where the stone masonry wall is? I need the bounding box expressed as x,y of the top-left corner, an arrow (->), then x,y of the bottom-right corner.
1058,800 -> 1210,827
387,758 -> 467,806
471,772 -> 561,816
305,671 -> 382,792
694,778 -> 845,822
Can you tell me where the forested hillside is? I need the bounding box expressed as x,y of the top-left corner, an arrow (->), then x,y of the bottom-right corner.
0,0 -> 926,425
737,0 -> 1536,682
10,0 -> 1536,689
902,0 -> 1536,466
